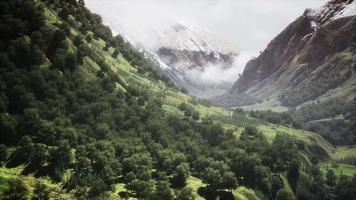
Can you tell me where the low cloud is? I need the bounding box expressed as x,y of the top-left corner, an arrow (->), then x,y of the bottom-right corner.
85,0 -> 325,52
185,52 -> 256,84
85,0 -> 325,86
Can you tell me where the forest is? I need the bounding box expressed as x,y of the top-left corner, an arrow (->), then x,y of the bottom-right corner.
0,0 -> 355,199
249,98 -> 356,146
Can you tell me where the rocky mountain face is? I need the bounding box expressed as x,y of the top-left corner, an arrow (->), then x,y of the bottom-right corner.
155,23 -> 235,70
117,22 -> 250,98
221,0 -> 356,108
141,22 -> 240,98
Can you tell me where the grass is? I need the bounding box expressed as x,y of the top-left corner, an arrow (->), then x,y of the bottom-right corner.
0,166 -> 74,199
233,186 -> 260,200
186,176 -> 206,200
4,4 -> 350,198
43,7 -> 59,24
186,176 -> 261,200
333,146 -> 356,160
318,146 -> 356,177
39,0 -> 337,163
320,163 -> 356,177
257,124 -> 334,157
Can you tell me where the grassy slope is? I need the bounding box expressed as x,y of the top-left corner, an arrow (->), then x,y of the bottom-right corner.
333,146 -> 356,160
0,4 -> 346,200
320,146 -> 356,177
0,166 -> 74,199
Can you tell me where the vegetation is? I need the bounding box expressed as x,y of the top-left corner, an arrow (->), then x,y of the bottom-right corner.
279,53 -> 354,107
249,98 -> 356,146
0,0 -> 354,199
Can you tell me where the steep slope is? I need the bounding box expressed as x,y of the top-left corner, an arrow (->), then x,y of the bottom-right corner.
93,11 -> 254,98
223,0 -> 356,108
1,1 -> 351,200
122,22 -> 248,98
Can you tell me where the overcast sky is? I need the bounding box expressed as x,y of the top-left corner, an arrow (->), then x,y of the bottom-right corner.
85,0 -> 326,53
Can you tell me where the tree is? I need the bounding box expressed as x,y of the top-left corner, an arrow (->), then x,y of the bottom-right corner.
73,35 -> 84,46
138,96 -> 145,106
85,33 -> 93,42
3,179 -> 29,200
202,167 -> 221,187
32,182 -> 50,200
65,53 -> 77,70
9,37 -> 32,69
335,175 -> 352,200
192,111 -> 200,120
240,126 -> 264,141
179,102 -> 187,111
221,171 -> 238,192
77,43 -> 90,64
130,179 -> 154,199
202,160 -> 237,192
177,187 -> 195,200
172,163 -> 190,188
0,96 -> 6,113
31,45 -> 45,65
112,48 -> 119,58
47,30 -> 66,60
94,122 -> 111,139
155,181 -> 174,200
59,7 -> 70,21
287,160 -> 300,192
49,141 -> 73,181
0,144 -> 8,162
326,170 -> 337,188
271,175 -> 284,199
52,49 -> 67,69
89,177 -> 108,197
78,0 -> 85,7
0,113 -> 18,145
28,143 -> 49,170
31,31 -> 45,48
276,188 -> 296,200
103,43 -> 110,51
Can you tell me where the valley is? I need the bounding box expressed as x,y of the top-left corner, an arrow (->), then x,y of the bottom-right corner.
0,0 -> 355,200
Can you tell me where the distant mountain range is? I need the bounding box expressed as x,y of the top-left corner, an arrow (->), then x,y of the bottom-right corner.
218,0 -> 356,109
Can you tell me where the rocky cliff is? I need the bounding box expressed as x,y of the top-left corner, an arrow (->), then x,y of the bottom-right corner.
223,0 -> 356,108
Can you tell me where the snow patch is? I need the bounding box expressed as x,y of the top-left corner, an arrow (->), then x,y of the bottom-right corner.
156,21 -> 237,54
307,0 -> 356,28
334,0 -> 356,19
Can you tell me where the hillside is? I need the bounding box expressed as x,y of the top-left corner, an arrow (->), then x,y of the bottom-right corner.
221,0 -> 356,108
0,0 -> 355,200
117,21 -> 250,99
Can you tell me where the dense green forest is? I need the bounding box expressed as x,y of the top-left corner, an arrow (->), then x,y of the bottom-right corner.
0,0 -> 355,199
249,99 -> 356,146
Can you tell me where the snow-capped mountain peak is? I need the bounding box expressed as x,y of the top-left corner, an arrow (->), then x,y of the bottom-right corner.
306,0 -> 356,29
156,22 -> 237,55
102,19 -> 253,99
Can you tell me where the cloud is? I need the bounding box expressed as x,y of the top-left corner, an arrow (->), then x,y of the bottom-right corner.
185,52 -> 256,84
84,0 -> 326,86
85,0 -> 325,52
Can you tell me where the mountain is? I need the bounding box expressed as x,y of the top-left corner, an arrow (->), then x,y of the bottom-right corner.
221,0 -> 356,108
0,0 -> 355,200
112,21 -> 253,98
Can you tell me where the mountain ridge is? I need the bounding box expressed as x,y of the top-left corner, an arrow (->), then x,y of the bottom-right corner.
220,0 -> 356,108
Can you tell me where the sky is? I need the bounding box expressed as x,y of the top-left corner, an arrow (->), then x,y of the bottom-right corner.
84,0 -> 326,85
85,0 -> 326,53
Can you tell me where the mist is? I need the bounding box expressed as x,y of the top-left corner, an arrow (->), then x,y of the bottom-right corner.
85,0 -> 325,52
185,52 -> 256,84
84,0 -> 326,87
